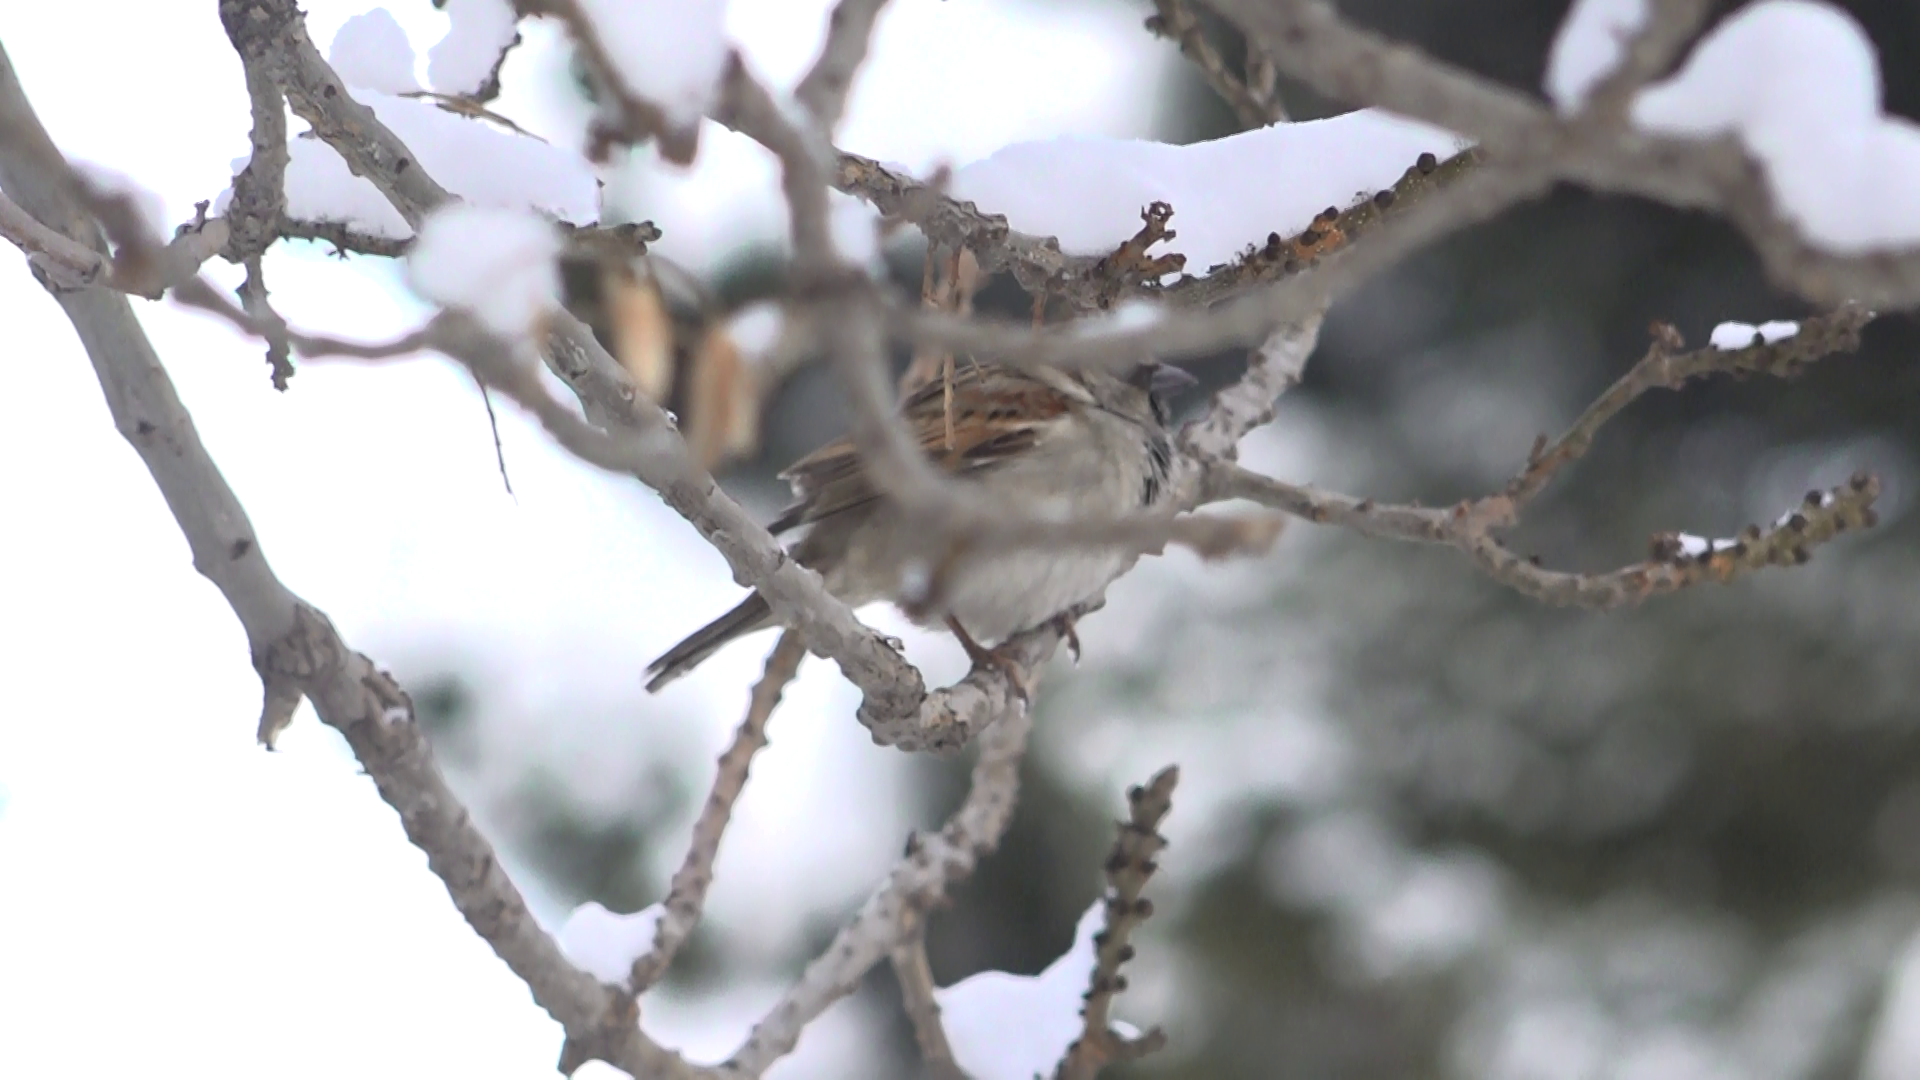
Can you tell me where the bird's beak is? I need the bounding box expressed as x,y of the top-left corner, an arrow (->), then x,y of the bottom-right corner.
1148,363 -> 1198,396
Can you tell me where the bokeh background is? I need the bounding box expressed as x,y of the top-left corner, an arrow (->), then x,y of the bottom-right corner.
4,2 -> 1919,1079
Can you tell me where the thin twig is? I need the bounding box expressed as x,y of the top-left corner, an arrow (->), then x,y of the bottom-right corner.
890,920 -> 966,1080
1208,466 -> 1881,610
723,704 -> 1035,1074
1055,766 -> 1178,1080
1147,0 -> 1284,128
472,370 -> 516,498
1577,0 -> 1718,119
631,630 -> 807,990
793,0 -> 892,133
1504,308 -> 1874,507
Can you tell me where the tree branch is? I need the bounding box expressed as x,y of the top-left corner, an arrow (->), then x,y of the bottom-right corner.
0,40 -> 697,1080
890,922 -> 966,1080
631,630 -> 807,990
1055,766 -> 1178,1080
722,704 -> 1034,1074
1218,0 -> 1920,309
1147,0 -> 1288,127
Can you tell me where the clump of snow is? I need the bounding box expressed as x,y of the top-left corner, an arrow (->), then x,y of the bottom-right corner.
1709,319 -> 1800,350
330,9 -> 421,95
948,111 -> 1467,280
576,0 -> 731,127
1074,299 -> 1163,337
726,302 -> 785,360
261,24 -> 599,240
1544,0 -> 1648,112
556,901 -> 664,984
569,1062 -> 635,1080
1674,533 -> 1744,557
937,900 -> 1139,1080
407,205 -> 560,340
429,0 -> 519,96
1633,0 -> 1920,252
287,91 -> 599,238
828,191 -> 883,272
1773,490 -> 1835,528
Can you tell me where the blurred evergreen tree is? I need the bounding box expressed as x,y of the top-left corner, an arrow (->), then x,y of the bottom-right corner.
414,3 -> 1920,1077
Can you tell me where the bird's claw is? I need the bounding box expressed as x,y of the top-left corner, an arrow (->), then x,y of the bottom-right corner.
1051,613 -> 1082,664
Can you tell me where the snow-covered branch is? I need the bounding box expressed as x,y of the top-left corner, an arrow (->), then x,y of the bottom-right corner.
1218,0 -> 1920,307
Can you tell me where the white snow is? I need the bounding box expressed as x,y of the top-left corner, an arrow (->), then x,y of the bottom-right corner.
1709,319 -> 1800,350
250,15 -> 601,241
576,0 -> 731,128
725,302 -> 786,360
330,9 -> 422,95
556,901 -> 665,984
948,111 -> 1468,279
1773,490 -> 1834,528
1673,533 -> 1746,557
937,900 -> 1139,1080
1633,0 -> 1920,252
1544,0 -> 1648,112
284,89 -> 599,238
569,1062 -> 636,1080
406,205 -> 560,341
827,190 -> 883,271
1074,299 -> 1164,336
429,0 -> 520,96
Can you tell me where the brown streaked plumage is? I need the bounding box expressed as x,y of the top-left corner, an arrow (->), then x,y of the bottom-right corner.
644,360 -> 1190,692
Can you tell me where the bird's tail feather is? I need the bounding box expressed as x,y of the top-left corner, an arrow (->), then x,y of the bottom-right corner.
644,594 -> 777,692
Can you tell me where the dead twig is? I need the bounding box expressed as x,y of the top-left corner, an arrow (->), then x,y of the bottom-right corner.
631,630 -> 808,990
1055,766 -> 1178,1080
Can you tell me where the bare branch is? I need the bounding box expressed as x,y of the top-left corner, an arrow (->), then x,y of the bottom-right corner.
890,922 -> 966,1080
1056,766 -> 1178,1080
1147,0 -> 1287,127
276,216 -> 411,257
0,43 -> 700,1080
724,704 -> 1034,1074
1506,308 -> 1874,508
1577,0 -> 1718,119
631,630 -> 808,990
794,0 -> 892,133
218,1 -> 289,264
0,184 -> 228,298
1208,466 -> 1881,610
523,0 -> 704,164
1215,0 -> 1546,153
1180,313 -> 1325,462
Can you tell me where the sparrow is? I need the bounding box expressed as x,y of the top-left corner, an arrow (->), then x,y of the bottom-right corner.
643,359 -> 1195,692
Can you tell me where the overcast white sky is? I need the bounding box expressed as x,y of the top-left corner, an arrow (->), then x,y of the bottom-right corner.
0,2 -> 1171,1077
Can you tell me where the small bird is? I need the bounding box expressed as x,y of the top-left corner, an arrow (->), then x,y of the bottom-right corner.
644,359 -> 1194,692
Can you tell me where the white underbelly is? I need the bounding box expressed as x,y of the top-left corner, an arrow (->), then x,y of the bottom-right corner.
940,548 -> 1132,643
